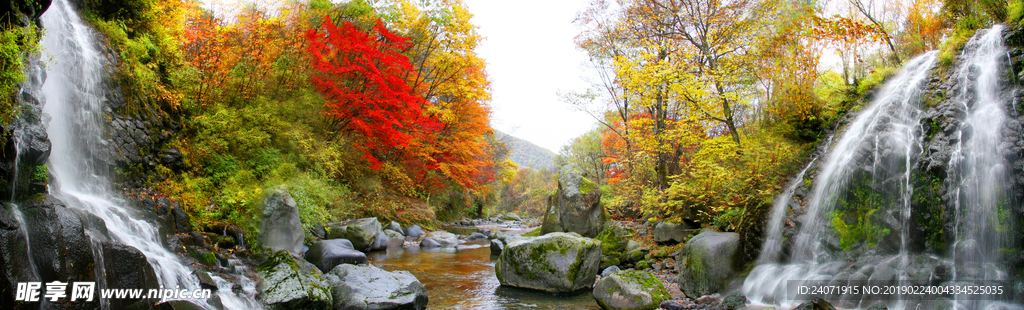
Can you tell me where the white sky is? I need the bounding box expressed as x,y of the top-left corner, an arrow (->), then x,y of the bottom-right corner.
463,0 -> 597,153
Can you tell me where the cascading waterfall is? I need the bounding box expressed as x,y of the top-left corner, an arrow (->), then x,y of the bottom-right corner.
744,25 -> 1024,310
947,25 -> 1016,309
757,137 -> 829,265
743,50 -> 938,308
39,0 -> 262,308
42,0 -> 196,291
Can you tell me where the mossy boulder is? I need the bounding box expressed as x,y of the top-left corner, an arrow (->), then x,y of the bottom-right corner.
257,250 -> 332,310
495,232 -> 602,293
555,164 -> 605,237
652,221 -> 698,244
592,270 -> 670,310
338,218 -> 382,252
675,231 -> 740,297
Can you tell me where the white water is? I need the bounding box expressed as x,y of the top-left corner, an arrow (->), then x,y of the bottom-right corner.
743,51 -> 938,308
756,136 -> 829,265
745,25 -> 1024,310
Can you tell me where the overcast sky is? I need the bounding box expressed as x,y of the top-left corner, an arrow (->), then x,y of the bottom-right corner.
462,0 -> 597,153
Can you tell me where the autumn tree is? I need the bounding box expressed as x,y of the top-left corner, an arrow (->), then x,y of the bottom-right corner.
306,18 -> 441,169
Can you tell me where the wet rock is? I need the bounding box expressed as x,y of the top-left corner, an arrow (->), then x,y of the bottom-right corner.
325,223 -> 347,240
676,231 -> 740,297
495,232 -> 602,293
194,269 -> 218,290
722,291 -> 749,310
419,238 -> 441,248
337,218 -> 382,252
257,250 -> 332,310
0,203 -> 39,308
403,225 -> 425,239
490,239 -> 504,255
258,188 -> 304,254
593,270 -> 669,310
22,197 -> 99,288
424,231 -> 458,247
326,264 -> 428,310
370,231 -> 388,251
104,242 -> 161,309
304,239 -> 368,272
467,232 -> 488,241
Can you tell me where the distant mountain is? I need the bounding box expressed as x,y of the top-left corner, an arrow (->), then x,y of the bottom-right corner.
494,130 -> 556,169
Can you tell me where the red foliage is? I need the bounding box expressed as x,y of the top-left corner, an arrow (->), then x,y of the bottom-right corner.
306,18 -> 441,169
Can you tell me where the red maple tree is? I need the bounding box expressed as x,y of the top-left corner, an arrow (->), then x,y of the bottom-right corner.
306,18 -> 440,169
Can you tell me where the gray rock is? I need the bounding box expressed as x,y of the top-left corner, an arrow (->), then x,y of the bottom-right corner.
0,203 -> 39,308
490,239 -> 504,255
495,232 -> 602,293
258,188 -> 304,254
652,221 -> 698,244
384,230 -> 405,248
304,239 -> 367,272
501,213 -> 522,221
404,225 -> 425,239
338,218 -> 382,252
419,238 -> 441,248
467,232 -> 488,241
385,221 -> 403,235
258,250 -> 333,310
660,300 -> 685,310
103,242 -> 161,309
601,266 -> 620,277
424,231 -> 458,247
325,223 -> 347,240
593,270 -> 670,310
370,232 -> 388,251
544,164 -> 605,237
676,231 -> 740,297
327,264 -> 428,310
722,291 -> 749,310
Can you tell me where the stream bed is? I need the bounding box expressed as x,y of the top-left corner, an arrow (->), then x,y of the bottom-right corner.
367,239 -> 600,310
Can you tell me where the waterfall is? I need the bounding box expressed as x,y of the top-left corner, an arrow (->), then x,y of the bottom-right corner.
37,1 -> 264,308
743,25 -> 1024,310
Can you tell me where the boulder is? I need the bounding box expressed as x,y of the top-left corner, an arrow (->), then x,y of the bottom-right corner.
652,221 -> 699,244
304,239 -> 368,272
490,239 -> 504,255
543,164 -> 605,237
325,223 -> 347,240
494,232 -> 602,293
600,266 -> 620,277
258,188 -> 304,254
0,203 -> 39,309
258,250 -> 333,310
467,232 -> 488,241
676,231 -> 741,297
327,264 -> 428,310
501,213 -> 522,221
592,270 -> 670,310
370,232 -> 388,251
424,231 -> 458,247
385,221 -> 403,235
419,238 -> 442,248
103,242 -> 161,309
337,218 -> 382,252
722,291 -> 749,310
384,230 -> 404,248
403,225 -> 425,239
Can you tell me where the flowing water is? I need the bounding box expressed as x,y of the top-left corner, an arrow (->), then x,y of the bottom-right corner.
368,241 -> 600,310
40,0 -> 260,308
744,26 -> 1024,310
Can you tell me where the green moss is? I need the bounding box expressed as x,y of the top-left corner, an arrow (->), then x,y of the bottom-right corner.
523,228 -> 543,237
579,176 -> 597,194
30,165 -> 48,183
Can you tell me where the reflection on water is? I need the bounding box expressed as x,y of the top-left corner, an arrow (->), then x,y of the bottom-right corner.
368,241 -> 601,310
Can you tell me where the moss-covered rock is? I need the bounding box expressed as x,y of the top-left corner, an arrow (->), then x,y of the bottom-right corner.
337,217 -> 382,252
495,232 -> 602,293
675,231 -> 740,297
257,250 -> 332,310
326,264 -> 427,310
592,270 -> 670,310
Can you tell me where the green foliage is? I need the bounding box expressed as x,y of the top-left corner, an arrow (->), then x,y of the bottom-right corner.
856,66 -> 898,97
30,165 -> 47,183
830,173 -> 892,251
0,25 -> 38,126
